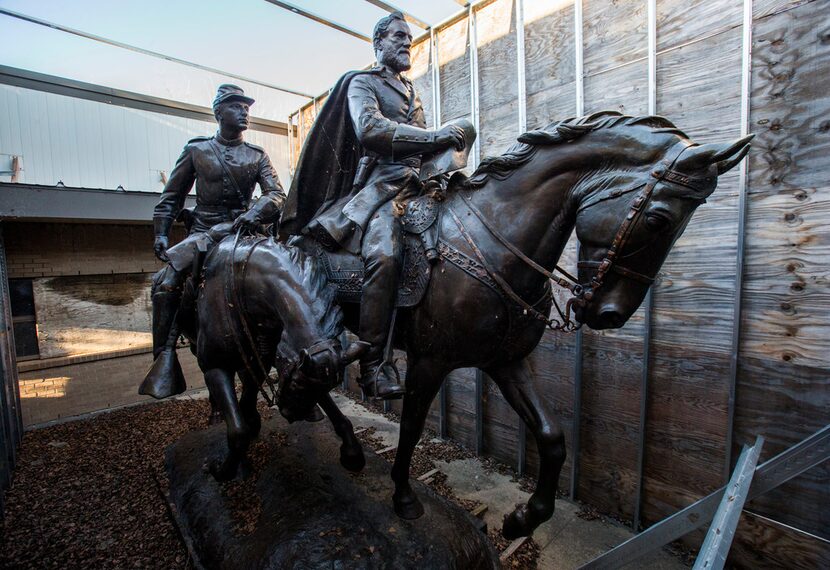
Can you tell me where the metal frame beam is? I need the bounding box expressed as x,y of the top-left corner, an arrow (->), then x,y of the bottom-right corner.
0,65 -> 289,135
515,0 -> 528,478
581,425 -> 830,569
569,0 -> 585,501
633,0 -> 657,532
693,437 -> 763,570
0,8 -> 313,99
429,26 -> 448,438
725,0 -> 754,484
468,3 -> 480,170
363,0 -> 430,31
263,0 -> 372,44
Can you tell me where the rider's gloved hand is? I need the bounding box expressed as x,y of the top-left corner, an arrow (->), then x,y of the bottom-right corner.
153,235 -> 169,262
436,124 -> 466,151
232,210 -> 262,235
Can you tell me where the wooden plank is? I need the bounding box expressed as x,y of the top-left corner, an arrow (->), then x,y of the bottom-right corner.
409,31 -> 434,133
734,358 -> 829,539
437,16 -> 471,123
446,368 -> 478,451
733,0 -> 830,542
729,510 -> 830,569
583,0 -> 647,76
524,1 -> 576,128
656,0 -> 742,53
477,0 -> 518,159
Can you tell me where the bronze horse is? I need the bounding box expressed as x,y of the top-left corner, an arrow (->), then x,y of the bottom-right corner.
188,233 -> 368,481
287,111 -> 752,538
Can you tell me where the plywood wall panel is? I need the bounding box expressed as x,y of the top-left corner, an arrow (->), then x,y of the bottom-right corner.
477,0 -> 519,160
583,0 -> 647,76
656,0 -> 742,52
734,0 -> 830,540
409,37 -> 434,127
437,18 -> 471,124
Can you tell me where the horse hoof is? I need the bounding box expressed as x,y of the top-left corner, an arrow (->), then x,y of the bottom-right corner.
393,492 -> 425,520
209,459 -> 236,482
339,445 -> 366,473
502,504 -> 533,540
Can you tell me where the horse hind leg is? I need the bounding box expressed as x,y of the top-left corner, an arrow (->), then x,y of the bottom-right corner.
486,358 -> 566,539
204,367 -> 252,481
317,393 -> 365,473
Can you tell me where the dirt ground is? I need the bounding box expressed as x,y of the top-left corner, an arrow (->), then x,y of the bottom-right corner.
1,396 -> 538,569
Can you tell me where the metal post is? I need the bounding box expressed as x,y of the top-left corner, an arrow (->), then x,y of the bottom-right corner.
430,28 -> 442,130
569,2 -> 585,501
514,0 -> 528,477
430,26 -> 448,435
468,3 -> 480,169
287,113 -> 295,178
725,0 -> 754,484
581,426 -> 828,569
633,0 -> 657,532
574,0 -> 584,117
693,437 -> 763,570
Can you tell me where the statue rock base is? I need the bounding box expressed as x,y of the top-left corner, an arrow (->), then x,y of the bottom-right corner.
164,415 -> 499,569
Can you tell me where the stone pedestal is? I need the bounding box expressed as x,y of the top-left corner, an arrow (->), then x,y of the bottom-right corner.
165,415 -> 499,569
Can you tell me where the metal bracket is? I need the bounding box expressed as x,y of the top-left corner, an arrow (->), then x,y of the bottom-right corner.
580,424 -> 830,569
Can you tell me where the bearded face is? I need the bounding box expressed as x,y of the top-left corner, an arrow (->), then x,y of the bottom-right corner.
376,19 -> 412,73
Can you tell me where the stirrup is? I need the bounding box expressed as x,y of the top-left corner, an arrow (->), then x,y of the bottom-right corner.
360,360 -> 404,401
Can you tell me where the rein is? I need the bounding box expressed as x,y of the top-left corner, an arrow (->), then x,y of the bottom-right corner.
227,230 -> 278,405
449,140 -> 695,331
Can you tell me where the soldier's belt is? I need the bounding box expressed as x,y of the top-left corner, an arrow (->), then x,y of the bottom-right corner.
376,157 -> 421,168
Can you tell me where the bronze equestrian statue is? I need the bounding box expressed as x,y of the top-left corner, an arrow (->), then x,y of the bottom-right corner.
190,233 -> 368,481
280,12 -> 467,401
284,62 -> 752,537
139,84 -> 285,400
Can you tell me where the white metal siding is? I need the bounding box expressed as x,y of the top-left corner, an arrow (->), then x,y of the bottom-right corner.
0,84 -> 290,192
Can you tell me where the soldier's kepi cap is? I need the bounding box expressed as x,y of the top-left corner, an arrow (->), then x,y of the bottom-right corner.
212,84 -> 255,109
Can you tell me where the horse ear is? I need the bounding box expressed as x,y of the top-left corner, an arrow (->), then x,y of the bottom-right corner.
681,135 -> 754,175
341,340 -> 370,365
713,134 -> 754,174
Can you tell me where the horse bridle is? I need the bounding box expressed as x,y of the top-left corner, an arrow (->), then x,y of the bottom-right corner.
453,139 -> 707,331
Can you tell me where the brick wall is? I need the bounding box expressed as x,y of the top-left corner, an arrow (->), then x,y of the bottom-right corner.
17,347 -> 205,427
4,221 -> 180,279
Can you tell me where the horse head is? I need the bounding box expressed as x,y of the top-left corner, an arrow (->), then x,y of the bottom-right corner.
277,338 -> 370,423
570,119 -> 753,329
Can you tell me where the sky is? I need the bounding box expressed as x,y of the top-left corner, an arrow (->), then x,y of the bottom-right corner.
0,0 -> 462,122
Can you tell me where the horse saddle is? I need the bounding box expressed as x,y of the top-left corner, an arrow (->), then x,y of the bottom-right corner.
296,194 -> 441,308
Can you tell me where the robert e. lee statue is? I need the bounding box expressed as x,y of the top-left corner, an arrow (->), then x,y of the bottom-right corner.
280,12 -> 466,400
140,84 -> 286,399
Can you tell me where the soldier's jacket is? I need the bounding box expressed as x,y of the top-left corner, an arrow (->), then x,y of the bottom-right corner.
309,67 -> 427,254
154,134 -> 286,234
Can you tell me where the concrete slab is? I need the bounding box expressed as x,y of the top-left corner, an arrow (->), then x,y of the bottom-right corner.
330,392 -> 689,570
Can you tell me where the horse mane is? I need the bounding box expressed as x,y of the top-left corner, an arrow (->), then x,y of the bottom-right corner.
462,111 -> 689,190
280,243 -> 344,340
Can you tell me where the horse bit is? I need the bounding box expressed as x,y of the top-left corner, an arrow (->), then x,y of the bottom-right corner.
452,140 -> 705,332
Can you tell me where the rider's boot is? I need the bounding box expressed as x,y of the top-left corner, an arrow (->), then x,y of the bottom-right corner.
358,283 -> 405,401
139,291 -> 186,399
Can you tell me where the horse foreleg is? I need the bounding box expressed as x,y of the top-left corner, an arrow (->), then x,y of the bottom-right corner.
486,358 -> 566,539
204,367 -> 250,481
208,392 -> 223,426
391,356 -> 447,520
317,393 -> 365,473
238,371 -> 262,439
